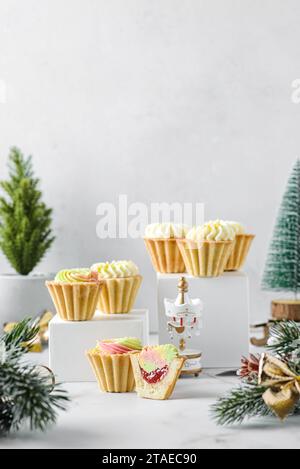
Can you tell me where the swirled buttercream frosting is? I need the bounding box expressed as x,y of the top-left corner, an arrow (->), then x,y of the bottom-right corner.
186,220 -> 235,242
97,337 -> 142,354
226,221 -> 246,235
145,223 -> 189,239
91,260 -> 139,278
55,268 -> 98,283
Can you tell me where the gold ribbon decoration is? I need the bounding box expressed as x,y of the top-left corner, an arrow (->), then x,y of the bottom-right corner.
258,353 -> 300,420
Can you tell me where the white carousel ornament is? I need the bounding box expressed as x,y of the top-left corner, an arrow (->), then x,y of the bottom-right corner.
164,276 -> 203,376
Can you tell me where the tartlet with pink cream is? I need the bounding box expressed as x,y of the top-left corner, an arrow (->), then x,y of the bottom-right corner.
86,337 -> 142,393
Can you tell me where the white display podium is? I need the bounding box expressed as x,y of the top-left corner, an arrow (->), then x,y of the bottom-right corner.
157,272 -> 249,368
49,309 -> 149,382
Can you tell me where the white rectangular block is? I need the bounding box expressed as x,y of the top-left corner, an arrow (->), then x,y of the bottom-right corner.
158,272 -> 249,368
49,309 -> 149,382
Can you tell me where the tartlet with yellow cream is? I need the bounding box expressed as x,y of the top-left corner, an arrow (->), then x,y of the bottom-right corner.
91,260 -> 142,314
177,220 -> 235,277
225,221 -> 255,271
144,223 -> 189,273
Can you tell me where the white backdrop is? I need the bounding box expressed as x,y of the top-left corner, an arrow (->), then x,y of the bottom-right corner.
0,0 -> 299,330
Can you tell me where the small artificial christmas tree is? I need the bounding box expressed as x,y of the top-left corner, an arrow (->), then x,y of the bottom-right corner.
0,147 -> 55,275
262,159 -> 300,320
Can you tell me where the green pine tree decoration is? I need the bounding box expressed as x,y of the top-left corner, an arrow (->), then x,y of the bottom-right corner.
262,159 -> 300,295
262,159 -> 300,319
0,147 -> 55,275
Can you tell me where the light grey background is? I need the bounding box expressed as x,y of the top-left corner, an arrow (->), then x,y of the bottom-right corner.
0,0 -> 299,330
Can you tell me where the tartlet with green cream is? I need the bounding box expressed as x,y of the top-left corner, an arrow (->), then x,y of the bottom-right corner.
46,268 -> 102,321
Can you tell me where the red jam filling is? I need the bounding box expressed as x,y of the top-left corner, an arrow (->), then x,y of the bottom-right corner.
140,365 -> 169,384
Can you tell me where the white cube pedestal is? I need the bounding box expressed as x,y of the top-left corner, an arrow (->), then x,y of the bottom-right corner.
49,309 -> 149,382
158,272 -> 249,368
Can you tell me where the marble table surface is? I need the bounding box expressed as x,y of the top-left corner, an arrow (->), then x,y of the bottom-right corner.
2,362 -> 300,449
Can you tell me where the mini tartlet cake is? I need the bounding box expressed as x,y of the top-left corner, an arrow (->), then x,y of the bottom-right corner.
86,337 -> 142,393
144,223 -> 189,273
224,221 -> 255,271
177,220 -> 234,277
91,260 -> 142,314
46,269 -> 102,321
130,344 -> 184,400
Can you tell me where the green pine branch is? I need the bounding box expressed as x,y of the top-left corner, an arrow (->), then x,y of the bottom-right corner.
211,383 -> 271,425
267,320 -> 300,358
212,380 -> 300,425
0,318 -> 69,435
0,363 -> 69,433
212,320 -> 300,425
0,147 -> 55,275
2,317 -> 40,355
